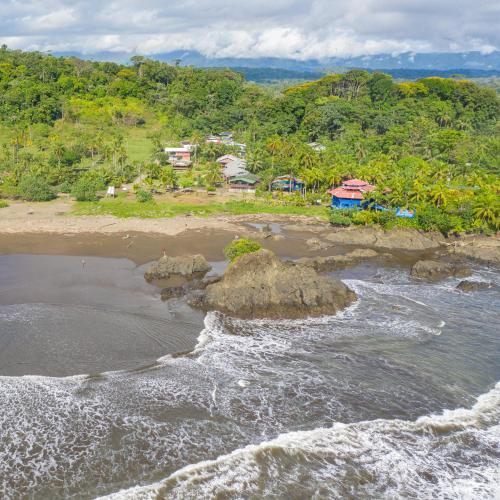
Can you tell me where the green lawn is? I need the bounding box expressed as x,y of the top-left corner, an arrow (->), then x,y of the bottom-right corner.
73,198 -> 329,219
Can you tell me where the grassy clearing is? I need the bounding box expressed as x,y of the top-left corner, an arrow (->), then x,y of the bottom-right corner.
73,198 -> 329,219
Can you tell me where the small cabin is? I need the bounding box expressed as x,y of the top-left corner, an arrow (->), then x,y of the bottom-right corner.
271,175 -> 305,192
228,174 -> 260,191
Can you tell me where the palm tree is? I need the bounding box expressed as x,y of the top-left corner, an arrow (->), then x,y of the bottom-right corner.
266,136 -> 282,170
204,162 -> 223,187
246,150 -> 263,174
473,193 -> 499,229
160,166 -> 178,190
429,183 -> 450,208
328,167 -> 342,188
408,181 -> 427,203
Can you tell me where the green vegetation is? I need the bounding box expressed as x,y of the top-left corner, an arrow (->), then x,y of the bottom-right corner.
0,46 -> 498,231
0,199 -> 8,208
135,189 -> 153,203
224,239 -> 262,262
17,174 -> 56,201
71,178 -> 99,201
329,210 -> 352,227
74,198 -> 330,219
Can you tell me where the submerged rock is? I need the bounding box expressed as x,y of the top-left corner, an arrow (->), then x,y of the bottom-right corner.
297,248 -> 379,272
195,249 -> 357,319
145,254 -> 211,282
456,280 -> 492,292
411,260 -> 471,281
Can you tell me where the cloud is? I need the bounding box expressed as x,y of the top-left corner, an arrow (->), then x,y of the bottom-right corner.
0,0 -> 497,58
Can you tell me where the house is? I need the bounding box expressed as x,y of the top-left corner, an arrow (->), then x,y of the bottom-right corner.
228,174 -> 260,191
220,131 -> 234,144
222,161 -> 249,180
164,147 -> 192,170
206,135 -> 222,144
216,154 -> 241,166
308,142 -> 326,152
165,147 -> 191,163
271,175 -> 305,192
329,179 -> 375,209
180,141 -> 197,152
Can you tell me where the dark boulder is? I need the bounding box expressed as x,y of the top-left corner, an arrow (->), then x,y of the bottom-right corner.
145,254 -> 211,282
193,249 -> 357,319
411,260 -> 471,281
297,248 -> 379,272
456,280 -> 492,292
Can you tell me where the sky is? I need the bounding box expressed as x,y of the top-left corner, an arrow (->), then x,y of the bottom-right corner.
0,0 -> 498,59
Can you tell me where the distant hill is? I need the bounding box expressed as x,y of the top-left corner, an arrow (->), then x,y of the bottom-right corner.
54,50 -> 499,70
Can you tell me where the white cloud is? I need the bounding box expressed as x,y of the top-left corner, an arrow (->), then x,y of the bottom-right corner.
0,0 -> 497,58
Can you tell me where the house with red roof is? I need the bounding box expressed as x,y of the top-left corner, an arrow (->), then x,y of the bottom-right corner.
329,179 -> 375,209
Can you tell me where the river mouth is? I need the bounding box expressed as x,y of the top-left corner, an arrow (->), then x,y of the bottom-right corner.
0,240 -> 499,499
0,254 -> 205,377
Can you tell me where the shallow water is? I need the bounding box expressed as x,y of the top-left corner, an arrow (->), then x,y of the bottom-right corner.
0,255 -> 499,498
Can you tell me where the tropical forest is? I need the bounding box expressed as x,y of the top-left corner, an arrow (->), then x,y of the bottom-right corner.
0,46 -> 499,233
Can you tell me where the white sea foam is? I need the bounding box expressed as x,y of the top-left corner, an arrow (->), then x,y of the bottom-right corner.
1,267 -> 499,499
99,381 -> 500,499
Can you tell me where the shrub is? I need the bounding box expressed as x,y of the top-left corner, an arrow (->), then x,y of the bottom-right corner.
71,178 -> 99,201
136,189 -> 153,203
206,186 -> 216,192
329,210 -> 352,227
18,175 -> 56,202
57,181 -> 73,194
224,238 -> 262,262
0,200 -> 8,208
416,206 -> 453,235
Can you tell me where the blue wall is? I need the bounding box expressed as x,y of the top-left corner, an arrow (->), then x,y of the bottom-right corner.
331,196 -> 361,209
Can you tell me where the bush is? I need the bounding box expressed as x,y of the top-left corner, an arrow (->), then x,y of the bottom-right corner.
206,186 -> 216,192
18,175 -> 56,202
71,178 -> 99,201
224,238 -> 262,262
416,206 -> 453,235
57,181 -> 73,194
0,200 -> 8,208
136,189 -> 153,203
329,210 -> 352,227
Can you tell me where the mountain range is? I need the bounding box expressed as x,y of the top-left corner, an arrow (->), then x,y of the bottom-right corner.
53,50 -> 500,81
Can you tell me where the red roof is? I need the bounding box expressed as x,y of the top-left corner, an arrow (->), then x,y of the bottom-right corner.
329,187 -> 364,200
343,179 -> 369,187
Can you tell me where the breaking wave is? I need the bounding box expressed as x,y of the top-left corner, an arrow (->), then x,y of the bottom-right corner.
100,381 -> 500,499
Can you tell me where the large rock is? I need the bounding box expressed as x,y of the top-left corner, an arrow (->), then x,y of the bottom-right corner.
196,249 -> 357,319
145,254 -> 211,282
456,280 -> 492,292
411,260 -> 471,281
447,235 -> 500,265
297,249 -> 379,272
324,227 -> 443,251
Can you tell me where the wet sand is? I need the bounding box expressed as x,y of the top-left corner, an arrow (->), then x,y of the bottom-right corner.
0,227 -> 332,264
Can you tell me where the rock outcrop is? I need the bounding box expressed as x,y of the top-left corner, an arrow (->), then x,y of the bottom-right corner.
145,254 -> 211,282
456,280 -> 492,292
296,248 -> 379,272
411,260 -> 471,281
323,227 -> 444,251
195,249 -> 357,319
447,236 -> 500,266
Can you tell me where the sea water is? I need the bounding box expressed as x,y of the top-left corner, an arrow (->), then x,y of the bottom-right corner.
0,255 -> 499,498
